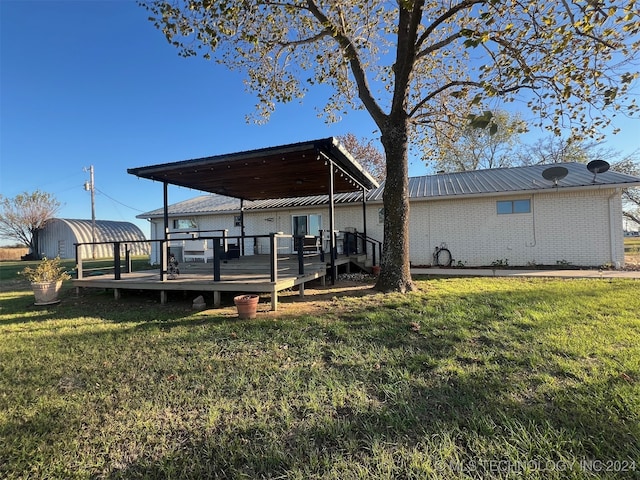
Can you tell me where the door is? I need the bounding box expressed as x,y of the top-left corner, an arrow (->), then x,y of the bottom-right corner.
292,214 -> 322,252
292,215 -> 308,252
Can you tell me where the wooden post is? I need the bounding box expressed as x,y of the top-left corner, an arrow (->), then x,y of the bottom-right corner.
114,242 -> 121,280
213,237 -> 221,281
160,240 -> 167,281
297,236 -> 305,275
75,243 -> 83,279
328,162 -> 336,284
124,244 -> 132,273
270,233 -> 278,282
362,186 -> 368,252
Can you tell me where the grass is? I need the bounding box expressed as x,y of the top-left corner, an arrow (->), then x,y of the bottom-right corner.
1,275 -> 639,479
624,237 -> 640,266
0,256 -> 152,282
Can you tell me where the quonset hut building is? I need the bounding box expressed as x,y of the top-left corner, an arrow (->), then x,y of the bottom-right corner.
36,218 -> 149,259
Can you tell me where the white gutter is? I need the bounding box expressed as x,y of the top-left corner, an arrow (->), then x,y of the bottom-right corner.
608,188 -> 622,268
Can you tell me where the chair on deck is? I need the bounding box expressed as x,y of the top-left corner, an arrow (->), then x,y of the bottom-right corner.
220,243 -> 241,261
183,239 -> 212,263
302,236 -> 320,254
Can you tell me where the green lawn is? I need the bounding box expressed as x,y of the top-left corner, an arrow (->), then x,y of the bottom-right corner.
0,256 -> 152,282
1,276 -> 639,479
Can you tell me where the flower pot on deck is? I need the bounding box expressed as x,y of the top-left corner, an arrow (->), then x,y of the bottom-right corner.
234,294 -> 259,319
31,280 -> 63,305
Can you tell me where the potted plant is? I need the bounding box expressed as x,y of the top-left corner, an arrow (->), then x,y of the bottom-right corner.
233,294 -> 259,319
20,256 -> 71,305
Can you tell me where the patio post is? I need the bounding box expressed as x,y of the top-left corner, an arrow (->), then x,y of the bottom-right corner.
213,237 -> 221,281
114,242 -> 121,280
328,162 -> 336,284
270,233 -> 278,282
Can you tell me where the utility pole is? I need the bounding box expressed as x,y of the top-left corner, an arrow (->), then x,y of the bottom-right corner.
84,165 -> 96,259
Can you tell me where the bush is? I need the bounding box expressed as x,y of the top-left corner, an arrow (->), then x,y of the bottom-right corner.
19,256 -> 71,283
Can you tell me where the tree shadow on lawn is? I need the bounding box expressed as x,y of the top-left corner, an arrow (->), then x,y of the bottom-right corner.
102,282 -> 639,478
101,355 -> 638,479
1,286 -> 227,328
3,278 -> 638,478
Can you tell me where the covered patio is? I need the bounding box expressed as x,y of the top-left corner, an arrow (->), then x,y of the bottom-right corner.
73,138 -> 379,310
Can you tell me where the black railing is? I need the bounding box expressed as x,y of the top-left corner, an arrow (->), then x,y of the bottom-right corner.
74,233 -> 324,283
343,231 -> 382,267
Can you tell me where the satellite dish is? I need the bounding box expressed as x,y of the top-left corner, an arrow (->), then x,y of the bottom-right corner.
542,166 -> 569,186
587,159 -> 610,183
587,159 -> 610,174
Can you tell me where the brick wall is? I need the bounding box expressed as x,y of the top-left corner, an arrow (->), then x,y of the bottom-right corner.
150,187 -> 624,268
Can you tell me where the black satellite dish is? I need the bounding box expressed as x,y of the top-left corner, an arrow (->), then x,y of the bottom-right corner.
542,166 -> 569,186
587,159 -> 610,183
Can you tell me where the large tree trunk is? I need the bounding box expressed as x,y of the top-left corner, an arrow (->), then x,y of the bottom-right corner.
375,120 -> 416,293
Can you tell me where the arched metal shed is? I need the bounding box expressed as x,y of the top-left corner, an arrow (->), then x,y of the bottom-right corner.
37,219 -> 149,259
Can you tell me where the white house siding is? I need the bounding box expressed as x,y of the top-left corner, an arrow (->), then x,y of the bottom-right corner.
150,213 -> 239,264
408,188 -> 623,267
149,203 -> 383,262
147,187 -> 625,268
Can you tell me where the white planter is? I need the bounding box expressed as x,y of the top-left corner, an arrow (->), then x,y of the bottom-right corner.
31,280 -> 63,305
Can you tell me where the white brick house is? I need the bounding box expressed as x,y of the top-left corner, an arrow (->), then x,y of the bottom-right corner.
139,162 -> 640,269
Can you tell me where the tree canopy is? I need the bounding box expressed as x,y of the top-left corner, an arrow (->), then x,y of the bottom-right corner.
433,110 -> 527,171
141,0 -> 640,292
0,191 -> 61,259
337,133 -> 385,182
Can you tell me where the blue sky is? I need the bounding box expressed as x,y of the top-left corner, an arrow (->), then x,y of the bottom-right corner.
1,0 -> 639,243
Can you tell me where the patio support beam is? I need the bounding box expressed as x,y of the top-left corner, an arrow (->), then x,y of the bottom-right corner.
362,186 -> 368,251
162,182 -> 169,281
328,161 -> 336,284
240,199 -> 245,256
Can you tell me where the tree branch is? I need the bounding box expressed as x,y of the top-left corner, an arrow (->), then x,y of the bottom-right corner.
415,0 -> 486,52
304,0 -> 386,126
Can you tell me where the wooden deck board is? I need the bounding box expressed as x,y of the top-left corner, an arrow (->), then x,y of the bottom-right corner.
72,254 -> 340,311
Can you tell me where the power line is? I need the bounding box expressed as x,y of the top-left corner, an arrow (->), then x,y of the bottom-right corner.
95,188 -> 146,213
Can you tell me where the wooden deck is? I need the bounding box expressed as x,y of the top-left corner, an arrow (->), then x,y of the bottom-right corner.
72,254 -> 356,310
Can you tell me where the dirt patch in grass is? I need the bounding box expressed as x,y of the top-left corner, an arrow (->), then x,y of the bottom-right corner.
625,253 -> 640,270
200,274 -> 383,319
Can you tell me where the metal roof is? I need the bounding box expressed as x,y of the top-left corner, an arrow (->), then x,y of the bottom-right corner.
53,219 -> 147,243
128,137 -> 379,201
138,162 -> 640,218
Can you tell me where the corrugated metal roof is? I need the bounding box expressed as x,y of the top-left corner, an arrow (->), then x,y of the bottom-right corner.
138,162 -> 640,218
55,219 -> 147,243
367,162 -> 640,201
139,192 -> 367,218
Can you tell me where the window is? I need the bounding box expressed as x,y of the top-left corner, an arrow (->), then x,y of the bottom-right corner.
497,199 -> 531,214
378,208 -> 385,224
173,218 -> 198,230
234,215 -> 242,227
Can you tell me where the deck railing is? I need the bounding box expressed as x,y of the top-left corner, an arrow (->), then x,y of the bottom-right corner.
74,233 -> 325,282
75,230 -> 380,283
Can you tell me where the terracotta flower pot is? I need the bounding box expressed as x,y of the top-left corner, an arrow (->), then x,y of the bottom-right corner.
31,280 -> 63,305
372,265 -> 381,276
234,294 -> 259,319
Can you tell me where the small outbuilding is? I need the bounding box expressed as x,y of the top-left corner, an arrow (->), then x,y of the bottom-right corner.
37,218 -> 149,259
